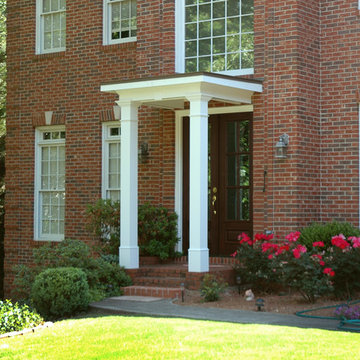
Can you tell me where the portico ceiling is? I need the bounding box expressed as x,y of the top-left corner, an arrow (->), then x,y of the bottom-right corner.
101,72 -> 263,109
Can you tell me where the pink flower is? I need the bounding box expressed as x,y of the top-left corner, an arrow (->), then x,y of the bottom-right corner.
311,254 -> 323,260
261,242 -> 279,253
275,244 -> 290,256
331,234 -> 350,250
285,231 -> 301,243
319,261 -> 325,266
293,248 -> 301,259
254,233 -> 274,242
268,254 -> 274,260
313,241 -> 325,247
323,267 -> 335,277
238,232 -> 253,246
292,244 -> 307,259
349,236 -> 360,248
297,244 -> 307,253
230,251 -> 237,258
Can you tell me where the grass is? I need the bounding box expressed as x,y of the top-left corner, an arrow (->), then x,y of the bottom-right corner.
0,314 -> 360,359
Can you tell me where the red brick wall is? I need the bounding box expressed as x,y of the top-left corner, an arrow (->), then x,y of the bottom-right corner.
320,1 -> 360,224
254,0 -> 322,237
4,0 -> 177,296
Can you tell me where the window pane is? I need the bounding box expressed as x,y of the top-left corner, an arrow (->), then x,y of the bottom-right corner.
185,23 -> 197,40
241,15 -> 253,33
199,38 -> 211,56
186,41 -> 197,57
199,4 -> 211,21
199,56 -> 211,71
227,17 -> 240,34
241,0 -> 254,15
227,0 -> 240,16
186,5 -> 197,23
51,0 -> 58,12
241,51 -> 254,68
199,21 -> 211,38
213,1 -> 225,19
185,58 -> 197,72
43,0 -> 51,12
213,54 -> 225,71
121,1 -> 130,19
213,19 -> 225,36
213,37 -> 225,54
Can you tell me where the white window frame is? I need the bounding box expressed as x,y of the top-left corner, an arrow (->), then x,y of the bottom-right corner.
103,0 -> 137,46
175,0 -> 254,76
36,0 -> 66,54
102,122 -> 121,201
34,126 -> 66,241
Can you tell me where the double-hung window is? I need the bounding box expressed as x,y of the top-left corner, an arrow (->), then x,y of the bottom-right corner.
36,0 -> 66,54
103,0 -> 137,45
102,123 -> 121,201
177,0 -> 254,75
34,127 -> 65,241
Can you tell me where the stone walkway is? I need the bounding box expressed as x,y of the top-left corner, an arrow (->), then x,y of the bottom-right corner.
90,296 -> 341,331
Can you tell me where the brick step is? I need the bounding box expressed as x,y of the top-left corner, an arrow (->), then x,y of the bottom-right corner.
132,276 -> 184,288
127,267 -> 187,279
123,285 -> 181,299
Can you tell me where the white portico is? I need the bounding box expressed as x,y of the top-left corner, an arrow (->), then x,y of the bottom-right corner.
101,72 -> 262,273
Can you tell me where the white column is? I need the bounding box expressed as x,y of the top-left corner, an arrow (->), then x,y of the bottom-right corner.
187,95 -> 211,272
116,100 -> 140,269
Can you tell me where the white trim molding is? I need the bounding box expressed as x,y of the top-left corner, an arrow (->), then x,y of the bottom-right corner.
34,125 -> 66,241
103,0 -> 137,46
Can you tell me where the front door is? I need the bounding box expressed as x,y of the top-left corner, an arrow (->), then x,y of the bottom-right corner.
182,112 -> 253,256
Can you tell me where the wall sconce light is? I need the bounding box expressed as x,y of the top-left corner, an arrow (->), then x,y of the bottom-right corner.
275,134 -> 289,159
138,142 -> 149,163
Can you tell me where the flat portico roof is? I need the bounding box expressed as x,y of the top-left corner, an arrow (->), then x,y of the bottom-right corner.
101,72 -> 263,109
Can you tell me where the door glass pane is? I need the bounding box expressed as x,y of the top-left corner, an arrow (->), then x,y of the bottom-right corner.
227,188 -> 249,220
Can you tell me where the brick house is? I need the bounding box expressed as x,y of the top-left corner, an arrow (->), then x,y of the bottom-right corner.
4,0 -> 360,295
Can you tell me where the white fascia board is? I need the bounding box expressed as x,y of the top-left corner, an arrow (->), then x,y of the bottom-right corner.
101,74 -> 262,94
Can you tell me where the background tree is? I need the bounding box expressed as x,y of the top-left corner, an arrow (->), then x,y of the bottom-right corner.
0,0 -> 6,299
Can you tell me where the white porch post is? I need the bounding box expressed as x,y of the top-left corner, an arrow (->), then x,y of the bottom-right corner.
187,95 -> 211,272
117,100 -> 140,269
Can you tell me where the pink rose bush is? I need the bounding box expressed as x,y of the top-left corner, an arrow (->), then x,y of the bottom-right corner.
233,230 -> 360,301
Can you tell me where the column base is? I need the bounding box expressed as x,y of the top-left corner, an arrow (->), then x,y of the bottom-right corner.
188,248 -> 209,272
119,246 -> 139,269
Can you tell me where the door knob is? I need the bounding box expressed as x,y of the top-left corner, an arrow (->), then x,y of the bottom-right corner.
212,187 -> 217,193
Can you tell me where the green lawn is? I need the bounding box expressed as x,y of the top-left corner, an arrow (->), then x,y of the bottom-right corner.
1,315 -> 359,360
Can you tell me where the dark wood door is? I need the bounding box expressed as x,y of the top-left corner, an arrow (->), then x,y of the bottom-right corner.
182,112 -> 253,256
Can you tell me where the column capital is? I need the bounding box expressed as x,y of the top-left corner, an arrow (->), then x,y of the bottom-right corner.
115,99 -> 141,108
185,94 -> 212,104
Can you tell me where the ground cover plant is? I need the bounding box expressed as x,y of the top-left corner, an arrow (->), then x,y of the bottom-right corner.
233,229 -> 360,302
0,300 -> 43,335
0,315 -> 359,360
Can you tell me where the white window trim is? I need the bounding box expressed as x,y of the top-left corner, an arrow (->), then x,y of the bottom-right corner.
175,0 -> 254,76
34,125 -> 65,241
35,0 -> 66,55
102,122 -> 121,200
103,0 -> 137,46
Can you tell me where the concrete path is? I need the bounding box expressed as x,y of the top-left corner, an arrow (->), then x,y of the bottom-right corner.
89,296 -> 341,331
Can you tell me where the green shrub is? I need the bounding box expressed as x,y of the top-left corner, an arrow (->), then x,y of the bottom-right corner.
200,274 -> 227,302
86,200 -> 180,260
12,239 -> 132,302
31,267 -> 90,319
138,203 -> 179,260
299,221 -> 360,250
0,300 -> 43,334
86,199 -> 120,255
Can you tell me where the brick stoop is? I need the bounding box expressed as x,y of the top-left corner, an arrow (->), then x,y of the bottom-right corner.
123,258 -> 236,298
123,285 -> 181,299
